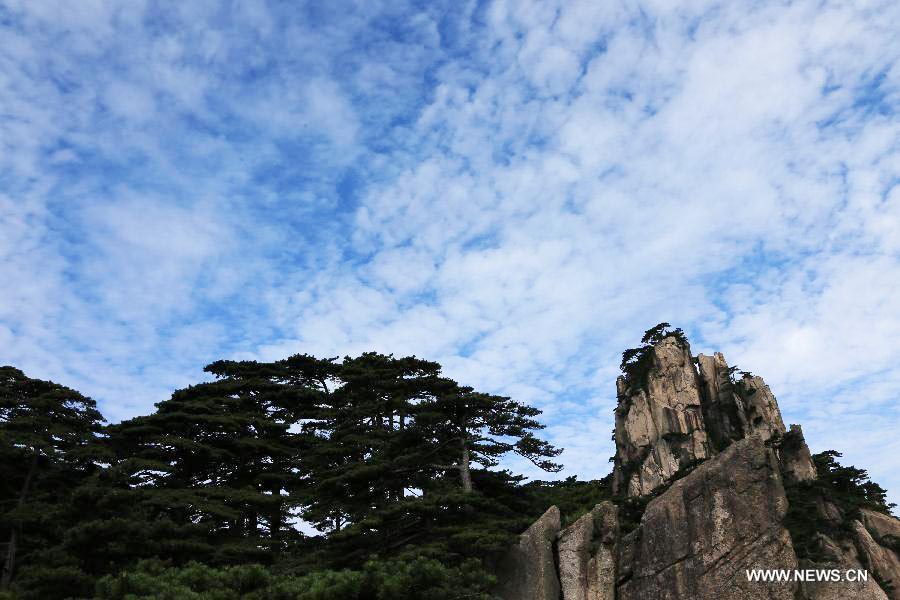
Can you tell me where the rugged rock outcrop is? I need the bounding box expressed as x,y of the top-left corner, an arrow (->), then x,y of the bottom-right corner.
612,336 -> 711,497
778,424 -> 817,484
696,352 -> 787,446
736,373 -> 787,442
557,502 -> 618,600
696,352 -> 749,449
496,332 -> 900,600
851,520 -> 900,599
497,506 -> 561,600
863,509 -> 900,551
795,528 -> 892,600
617,436 -> 796,600
613,336 -> 795,498
797,504 -> 900,600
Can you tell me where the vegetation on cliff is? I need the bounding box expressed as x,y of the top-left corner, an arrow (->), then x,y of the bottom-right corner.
780,433 -> 895,564
618,322 -> 687,392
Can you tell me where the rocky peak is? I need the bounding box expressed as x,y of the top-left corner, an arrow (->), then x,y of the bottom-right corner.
497,328 -> 900,600
616,436 -> 797,599
613,334 -> 794,497
612,334 -> 712,497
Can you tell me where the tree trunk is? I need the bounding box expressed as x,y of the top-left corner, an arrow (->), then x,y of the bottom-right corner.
2,452 -> 38,590
460,439 -> 473,493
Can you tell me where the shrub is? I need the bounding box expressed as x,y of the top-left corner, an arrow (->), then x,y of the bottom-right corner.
94,557 -> 497,600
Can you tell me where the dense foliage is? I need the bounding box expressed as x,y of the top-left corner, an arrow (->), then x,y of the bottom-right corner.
92,557 -> 496,600
520,476 -> 612,527
619,322 -> 686,391
0,355 -> 564,599
0,367 -> 105,595
783,444 -> 896,564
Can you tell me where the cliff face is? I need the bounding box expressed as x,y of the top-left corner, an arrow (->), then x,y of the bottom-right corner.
695,352 -> 787,450
497,334 -> 900,600
612,336 -> 712,497
557,502 -> 617,600
496,506 -> 562,600
617,436 -> 796,600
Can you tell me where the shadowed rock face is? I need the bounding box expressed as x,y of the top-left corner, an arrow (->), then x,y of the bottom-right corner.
800,507 -> 900,600
796,528 -> 891,600
863,509 -> 900,550
696,352 -> 749,449
695,352 -> 788,450
785,486 -> 900,599
497,506 -> 561,600
496,335 -> 900,600
851,520 -> 900,600
778,424 -> 817,484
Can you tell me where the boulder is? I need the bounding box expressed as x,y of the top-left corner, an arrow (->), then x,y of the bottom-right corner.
557,502 -> 617,600
496,506 -> 561,600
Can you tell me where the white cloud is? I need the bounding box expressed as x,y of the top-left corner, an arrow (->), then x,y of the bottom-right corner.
265,0 -> 900,499
104,81 -> 156,120
1,0 -> 898,505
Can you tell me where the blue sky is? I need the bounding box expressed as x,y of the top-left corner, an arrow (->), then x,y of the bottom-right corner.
1,0 -> 899,503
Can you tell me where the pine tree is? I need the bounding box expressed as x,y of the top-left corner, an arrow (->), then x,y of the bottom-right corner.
1,350 -> 568,592
414,385 -> 562,493
105,357 -> 331,565
295,354 -> 563,570
0,366 -> 105,593
298,353 -> 446,533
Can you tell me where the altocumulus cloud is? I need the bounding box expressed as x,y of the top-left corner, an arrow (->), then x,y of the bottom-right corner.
1,0 -> 898,503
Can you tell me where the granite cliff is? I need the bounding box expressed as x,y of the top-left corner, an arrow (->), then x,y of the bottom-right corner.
497,330 -> 900,600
